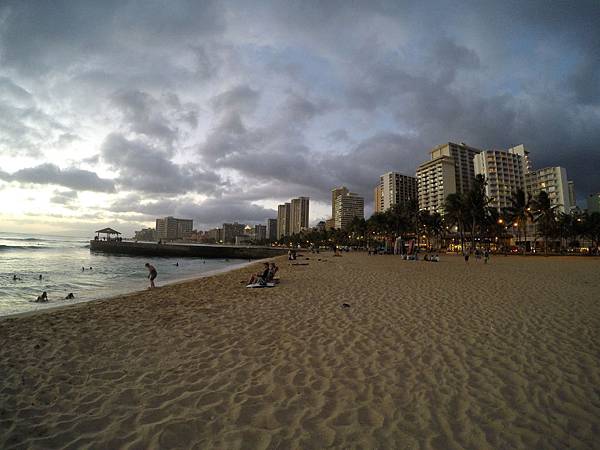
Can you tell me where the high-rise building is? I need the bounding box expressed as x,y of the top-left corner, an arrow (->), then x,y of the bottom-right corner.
429,142 -> 482,194
416,142 -> 482,214
376,172 -> 417,212
587,193 -> 600,213
568,181 -> 576,211
526,166 -> 571,213
155,217 -> 193,240
206,228 -> 222,242
277,203 -> 291,238
334,191 -> 364,230
374,184 -> 383,213
222,222 -> 246,243
331,187 -> 349,218
416,156 -> 457,214
254,224 -> 267,241
474,145 -> 530,211
290,197 -> 310,234
266,218 -> 277,241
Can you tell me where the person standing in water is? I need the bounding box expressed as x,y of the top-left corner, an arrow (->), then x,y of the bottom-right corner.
145,263 -> 157,288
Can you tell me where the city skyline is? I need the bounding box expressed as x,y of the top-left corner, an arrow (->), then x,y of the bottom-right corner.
1,1 -> 600,236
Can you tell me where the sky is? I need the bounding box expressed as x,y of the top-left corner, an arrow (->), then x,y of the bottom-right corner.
1,0 -> 599,237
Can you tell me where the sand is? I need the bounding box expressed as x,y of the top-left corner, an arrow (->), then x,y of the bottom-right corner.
1,252 -> 599,449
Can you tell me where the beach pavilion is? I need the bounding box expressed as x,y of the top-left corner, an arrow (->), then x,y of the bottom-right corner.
95,227 -> 122,241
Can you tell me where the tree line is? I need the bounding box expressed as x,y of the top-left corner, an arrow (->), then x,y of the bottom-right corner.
277,175 -> 600,254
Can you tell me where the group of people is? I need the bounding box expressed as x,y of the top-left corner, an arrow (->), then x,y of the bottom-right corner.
463,249 -> 490,263
12,274 -> 43,280
248,262 -> 279,286
33,291 -> 75,302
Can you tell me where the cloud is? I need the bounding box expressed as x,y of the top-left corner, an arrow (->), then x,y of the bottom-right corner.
211,85 -> 260,115
100,133 -> 222,194
50,189 -> 78,205
0,164 -> 116,192
2,0 -> 600,232
108,194 -> 277,228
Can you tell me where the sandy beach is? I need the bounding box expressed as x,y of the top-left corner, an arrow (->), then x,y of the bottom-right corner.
1,252 -> 599,449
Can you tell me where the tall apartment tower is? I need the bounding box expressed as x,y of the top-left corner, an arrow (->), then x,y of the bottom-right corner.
416,156 -> 457,214
430,142 -> 483,194
331,187 -> 349,218
155,216 -> 193,240
290,197 -> 310,234
374,184 -> 383,213
526,166 -> 571,213
266,218 -> 278,241
334,191 -> 364,230
568,181 -> 576,210
277,203 -> 291,238
376,172 -> 417,212
587,193 -> 600,213
474,145 -> 530,211
222,222 -> 246,243
254,224 -> 267,241
417,142 -> 482,214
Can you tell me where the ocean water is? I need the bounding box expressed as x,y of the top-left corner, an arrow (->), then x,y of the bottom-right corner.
0,232 -> 249,317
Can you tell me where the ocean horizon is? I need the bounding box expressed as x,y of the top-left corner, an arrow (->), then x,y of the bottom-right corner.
0,231 -> 248,316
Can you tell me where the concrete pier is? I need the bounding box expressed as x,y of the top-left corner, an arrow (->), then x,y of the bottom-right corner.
90,240 -> 288,259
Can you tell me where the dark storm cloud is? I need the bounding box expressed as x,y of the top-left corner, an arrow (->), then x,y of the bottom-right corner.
211,85 -> 260,115
2,0 -> 600,225
0,0 -> 225,76
0,164 -> 115,192
100,133 -> 222,194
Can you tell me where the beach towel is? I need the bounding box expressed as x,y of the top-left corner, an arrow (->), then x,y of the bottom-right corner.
246,282 -> 276,288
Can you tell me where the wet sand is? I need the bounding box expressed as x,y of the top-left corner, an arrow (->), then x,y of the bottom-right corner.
1,252 -> 599,449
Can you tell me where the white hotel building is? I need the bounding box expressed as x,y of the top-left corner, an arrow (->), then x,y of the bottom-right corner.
474,144 -> 531,211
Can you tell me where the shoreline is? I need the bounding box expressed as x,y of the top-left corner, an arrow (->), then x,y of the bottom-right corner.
0,256 -> 277,321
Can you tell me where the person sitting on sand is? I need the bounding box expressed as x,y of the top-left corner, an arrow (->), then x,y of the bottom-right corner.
36,291 -> 48,302
249,262 -> 270,285
145,263 -> 157,288
267,262 -> 279,282
65,293 -> 75,299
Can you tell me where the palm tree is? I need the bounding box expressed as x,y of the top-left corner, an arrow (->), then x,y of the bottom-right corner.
444,193 -> 467,251
507,189 -> 533,254
464,174 -> 490,249
583,212 -> 600,255
531,191 -> 559,255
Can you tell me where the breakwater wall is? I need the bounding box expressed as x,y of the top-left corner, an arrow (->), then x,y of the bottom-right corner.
90,240 -> 288,260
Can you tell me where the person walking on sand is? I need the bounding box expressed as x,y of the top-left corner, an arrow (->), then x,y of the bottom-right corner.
145,263 -> 157,288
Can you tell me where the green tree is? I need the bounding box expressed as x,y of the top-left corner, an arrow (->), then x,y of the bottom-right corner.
444,193 -> 467,250
531,191 -> 559,255
506,189 -> 533,254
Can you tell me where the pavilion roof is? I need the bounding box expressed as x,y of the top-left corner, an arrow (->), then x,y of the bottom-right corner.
95,227 -> 121,235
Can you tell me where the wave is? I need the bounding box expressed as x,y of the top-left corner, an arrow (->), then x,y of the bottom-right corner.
0,245 -> 47,251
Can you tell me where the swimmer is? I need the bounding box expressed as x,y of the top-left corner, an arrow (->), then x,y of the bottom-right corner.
36,291 -> 48,303
65,293 -> 75,299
